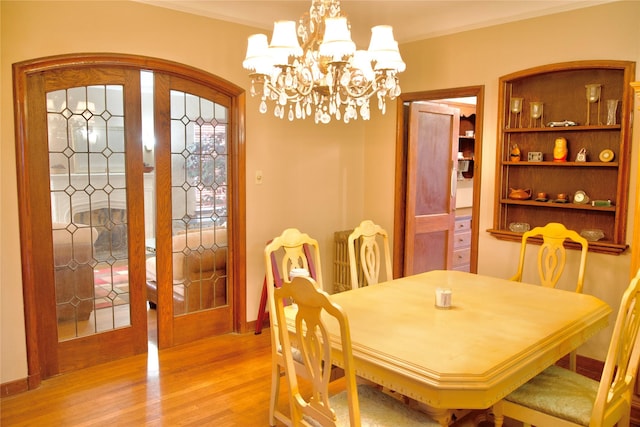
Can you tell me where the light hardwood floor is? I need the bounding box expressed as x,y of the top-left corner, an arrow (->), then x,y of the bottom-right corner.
1,310 -> 514,426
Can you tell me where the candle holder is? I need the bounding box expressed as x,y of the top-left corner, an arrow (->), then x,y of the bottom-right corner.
606,99 -> 619,125
529,102 -> 544,128
508,97 -> 523,129
585,84 -> 601,125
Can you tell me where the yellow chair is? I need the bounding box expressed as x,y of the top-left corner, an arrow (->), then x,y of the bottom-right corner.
347,220 -> 392,288
274,275 -> 440,426
511,222 -> 588,292
264,228 -> 323,427
511,222 -> 589,371
493,267 -> 640,427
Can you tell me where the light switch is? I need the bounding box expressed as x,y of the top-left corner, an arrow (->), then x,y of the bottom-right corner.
255,170 -> 263,185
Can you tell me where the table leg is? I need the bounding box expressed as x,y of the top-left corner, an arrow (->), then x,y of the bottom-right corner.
418,407 -> 452,426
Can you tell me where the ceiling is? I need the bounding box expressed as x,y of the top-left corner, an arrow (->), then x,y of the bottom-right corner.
138,0 -> 612,47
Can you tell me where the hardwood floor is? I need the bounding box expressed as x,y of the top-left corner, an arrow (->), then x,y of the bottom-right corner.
1,328 -> 276,426
1,310 -> 516,426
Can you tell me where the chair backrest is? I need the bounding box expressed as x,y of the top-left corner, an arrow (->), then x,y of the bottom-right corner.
264,228 -> 323,291
347,220 -> 392,288
590,268 -> 640,425
511,222 -> 588,292
264,229 -> 323,362
274,276 -> 360,427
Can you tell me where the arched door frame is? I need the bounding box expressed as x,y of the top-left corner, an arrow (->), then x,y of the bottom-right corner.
13,53 -> 247,389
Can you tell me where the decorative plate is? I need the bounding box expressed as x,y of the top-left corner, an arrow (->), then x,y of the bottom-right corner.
599,149 -> 614,162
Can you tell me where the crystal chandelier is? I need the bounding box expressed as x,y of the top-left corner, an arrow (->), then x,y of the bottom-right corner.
242,0 -> 405,124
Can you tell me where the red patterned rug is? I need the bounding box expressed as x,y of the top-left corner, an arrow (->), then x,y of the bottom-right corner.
94,265 -> 130,310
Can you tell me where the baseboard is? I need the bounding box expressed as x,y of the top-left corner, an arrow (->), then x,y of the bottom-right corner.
1,377 -> 29,397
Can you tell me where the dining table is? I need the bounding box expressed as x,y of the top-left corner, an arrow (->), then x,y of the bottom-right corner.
285,270 -> 611,426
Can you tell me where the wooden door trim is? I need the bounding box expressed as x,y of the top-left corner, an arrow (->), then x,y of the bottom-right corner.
13,53 -> 247,390
394,86 -> 484,277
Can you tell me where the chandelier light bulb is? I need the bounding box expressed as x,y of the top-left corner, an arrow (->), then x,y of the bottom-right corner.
243,0 -> 405,124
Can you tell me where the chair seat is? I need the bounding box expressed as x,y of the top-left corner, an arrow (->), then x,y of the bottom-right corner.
505,365 -> 598,426
326,384 -> 440,426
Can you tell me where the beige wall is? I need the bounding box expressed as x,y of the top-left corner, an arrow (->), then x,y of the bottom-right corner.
1,0 -> 638,385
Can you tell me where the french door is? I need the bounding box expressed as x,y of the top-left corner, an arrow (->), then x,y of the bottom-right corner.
152,73 -> 234,348
19,66 -> 148,376
14,54 -> 245,383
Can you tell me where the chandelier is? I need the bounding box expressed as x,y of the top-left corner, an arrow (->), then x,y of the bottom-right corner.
242,0 -> 405,124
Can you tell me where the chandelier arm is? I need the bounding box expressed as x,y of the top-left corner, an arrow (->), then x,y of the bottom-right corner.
340,81 -> 377,100
263,79 -> 311,104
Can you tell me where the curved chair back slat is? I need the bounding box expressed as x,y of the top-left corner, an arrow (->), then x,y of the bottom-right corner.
348,220 -> 392,288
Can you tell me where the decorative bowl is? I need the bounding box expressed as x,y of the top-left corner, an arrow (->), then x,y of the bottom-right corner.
509,222 -> 531,233
580,229 -> 605,242
508,188 -> 532,200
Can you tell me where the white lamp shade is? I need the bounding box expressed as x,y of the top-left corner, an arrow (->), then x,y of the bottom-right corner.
370,40 -> 405,72
368,25 -> 397,52
319,17 -> 356,60
243,34 -> 273,74
269,21 -> 303,65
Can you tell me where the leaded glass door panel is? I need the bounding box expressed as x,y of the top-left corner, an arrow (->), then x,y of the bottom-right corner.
48,84 -> 134,338
153,73 -> 232,348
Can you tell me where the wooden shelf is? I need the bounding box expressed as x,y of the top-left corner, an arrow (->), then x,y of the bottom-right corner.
487,229 -> 628,255
500,199 -> 616,212
504,124 -> 621,133
503,161 -> 618,167
491,60 -> 635,254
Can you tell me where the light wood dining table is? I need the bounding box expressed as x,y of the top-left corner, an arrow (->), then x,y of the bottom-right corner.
286,270 -> 611,425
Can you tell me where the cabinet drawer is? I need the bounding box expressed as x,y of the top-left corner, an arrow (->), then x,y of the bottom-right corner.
455,216 -> 471,232
452,247 -> 471,267
454,231 -> 471,249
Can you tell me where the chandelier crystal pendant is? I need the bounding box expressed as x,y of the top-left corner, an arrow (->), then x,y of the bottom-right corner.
242,0 -> 405,124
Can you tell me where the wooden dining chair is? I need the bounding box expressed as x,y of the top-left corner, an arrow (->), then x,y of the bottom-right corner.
347,220 -> 392,288
264,228 -> 324,427
511,222 -> 589,371
493,267 -> 640,427
274,275 -> 440,427
511,222 -> 588,292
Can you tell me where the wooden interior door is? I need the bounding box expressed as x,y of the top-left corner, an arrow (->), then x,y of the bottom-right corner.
404,102 -> 459,275
18,65 -> 148,377
153,73 -> 233,348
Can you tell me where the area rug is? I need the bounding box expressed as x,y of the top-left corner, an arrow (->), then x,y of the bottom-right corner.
94,265 -> 130,309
